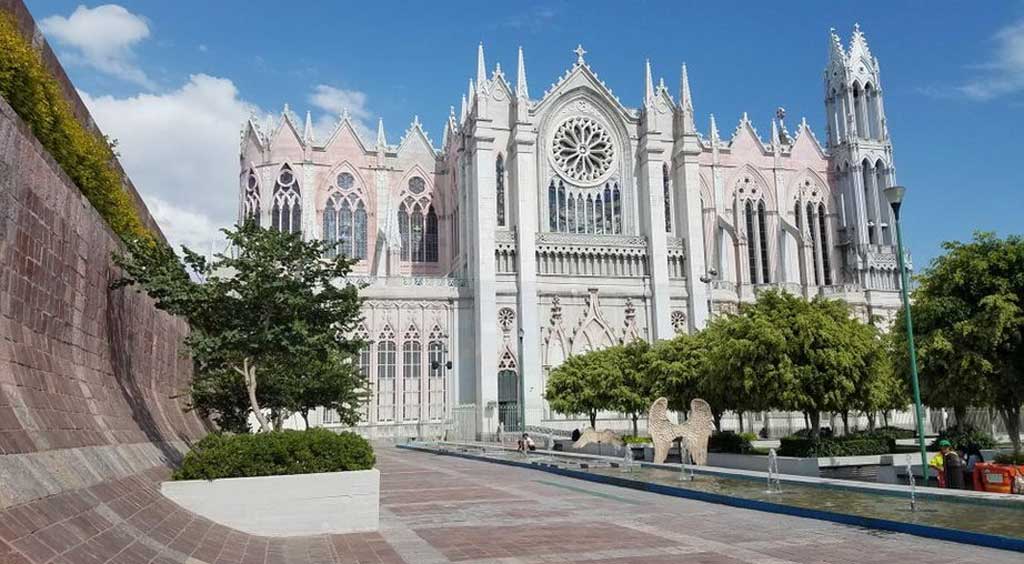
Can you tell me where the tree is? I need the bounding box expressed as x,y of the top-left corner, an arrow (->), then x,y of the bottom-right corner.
904,232 -> 1024,451
648,332 -> 708,417
608,340 -> 658,436
114,220 -> 365,432
545,348 -> 621,429
276,351 -> 369,429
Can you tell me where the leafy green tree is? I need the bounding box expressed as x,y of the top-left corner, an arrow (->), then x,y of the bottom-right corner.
276,351 -> 369,429
903,232 -> 1024,451
545,348 -> 621,429
114,220 -> 364,432
608,340 -> 658,436
648,332 -> 709,417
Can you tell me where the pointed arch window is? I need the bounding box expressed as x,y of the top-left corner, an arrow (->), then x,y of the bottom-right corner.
744,201 -> 758,283
323,194 -> 366,259
425,205 -> 439,262
548,180 -> 558,231
402,325 -> 422,421
428,335 -> 445,421
377,326 -> 397,422
757,201 -> 770,283
354,201 -> 368,259
398,204 -> 410,261
663,163 -> 672,233
496,155 -> 506,227
818,203 -> 833,285
244,171 -> 261,226
566,193 -> 577,233
272,166 -> 301,234
411,205 -> 424,262
807,202 -> 821,286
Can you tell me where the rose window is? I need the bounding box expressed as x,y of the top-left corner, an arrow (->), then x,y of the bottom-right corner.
551,116 -> 615,185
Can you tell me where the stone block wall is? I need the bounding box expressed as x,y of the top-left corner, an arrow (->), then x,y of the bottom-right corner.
0,93 -> 208,507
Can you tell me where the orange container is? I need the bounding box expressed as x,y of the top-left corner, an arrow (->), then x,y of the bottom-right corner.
973,462 -> 1023,494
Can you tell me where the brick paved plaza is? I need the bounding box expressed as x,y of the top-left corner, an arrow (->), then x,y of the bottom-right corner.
4,444 -> 1022,563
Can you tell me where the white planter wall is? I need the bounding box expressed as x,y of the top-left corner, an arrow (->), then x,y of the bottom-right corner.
161,469 -> 379,537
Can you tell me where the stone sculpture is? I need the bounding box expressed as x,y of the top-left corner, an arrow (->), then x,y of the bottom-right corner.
648,397 -> 716,465
573,428 -> 623,448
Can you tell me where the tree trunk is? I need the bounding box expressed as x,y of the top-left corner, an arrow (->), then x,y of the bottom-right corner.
589,411 -> 597,430
301,410 -> 310,430
803,411 -> 810,431
999,405 -> 1022,453
808,411 -> 821,440
882,410 -> 890,428
712,410 -> 723,431
236,359 -> 271,433
866,411 -> 877,432
632,414 -> 639,438
841,411 -> 850,436
953,406 -> 967,430
737,411 -> 745,433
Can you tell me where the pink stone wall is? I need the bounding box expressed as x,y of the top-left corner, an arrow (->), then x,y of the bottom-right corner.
0,94 -> 208,458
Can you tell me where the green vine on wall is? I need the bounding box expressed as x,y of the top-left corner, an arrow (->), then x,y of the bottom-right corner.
0,10 -> 150,243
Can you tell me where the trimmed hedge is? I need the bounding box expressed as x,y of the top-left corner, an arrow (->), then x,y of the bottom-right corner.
858,426 -> 916,441
778,435 -> 895,457
929,426 -> 996,451
0,11 -> 148,242
708,431 -> 753,454
993,452 -> 1024,465
173,429 -> 375,481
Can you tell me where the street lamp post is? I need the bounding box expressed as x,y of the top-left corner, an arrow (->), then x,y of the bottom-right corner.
699,268 -> 718,321
884,185 -> 929,482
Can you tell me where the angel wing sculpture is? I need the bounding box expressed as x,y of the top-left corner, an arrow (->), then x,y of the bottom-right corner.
648,397 -> 716,465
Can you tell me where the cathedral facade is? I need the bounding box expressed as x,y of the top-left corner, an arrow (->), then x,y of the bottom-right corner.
238,26 -> 906,438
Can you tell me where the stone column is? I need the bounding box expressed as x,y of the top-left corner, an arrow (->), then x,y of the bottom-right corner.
638,135 -> 673,339
469,121 -> 499,436
674,145 -> 709,331
511,122 -> 542,425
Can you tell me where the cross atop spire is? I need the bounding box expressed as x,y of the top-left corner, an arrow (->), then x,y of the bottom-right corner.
573,44 -> 587,65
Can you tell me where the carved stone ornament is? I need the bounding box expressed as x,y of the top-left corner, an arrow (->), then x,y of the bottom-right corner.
550,116 -> 616,186
648,397 -> 716,465
670,310 -> 687,334
498,307 -> 516,333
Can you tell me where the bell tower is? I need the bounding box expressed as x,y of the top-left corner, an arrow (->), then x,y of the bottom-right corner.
825,24 -> 898,288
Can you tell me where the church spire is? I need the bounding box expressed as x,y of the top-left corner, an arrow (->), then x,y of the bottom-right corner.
644,59 -> 655,106
516,46 -> 529,99
476,42 -> 487,92
376,118 -> 387,149
460,94 -> 467,122
468,78 -> 475,108
678,63 -> 695,134
303,110 -> 314,144
709,114 -> 720,146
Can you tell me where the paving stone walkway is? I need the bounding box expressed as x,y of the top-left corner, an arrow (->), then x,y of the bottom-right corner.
1,445 -> 1020,563
374,447 -> 1021,564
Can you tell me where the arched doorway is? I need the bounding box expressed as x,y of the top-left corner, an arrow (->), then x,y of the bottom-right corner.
497,369 -> 520,432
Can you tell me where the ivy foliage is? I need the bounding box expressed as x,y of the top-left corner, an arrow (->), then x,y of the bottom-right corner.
0,11 -> 148,242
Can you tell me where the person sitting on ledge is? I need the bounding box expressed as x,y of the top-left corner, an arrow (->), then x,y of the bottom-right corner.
517,433 -> 536,452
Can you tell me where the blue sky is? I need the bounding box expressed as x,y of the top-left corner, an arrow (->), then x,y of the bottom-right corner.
26,1 -> 1024,265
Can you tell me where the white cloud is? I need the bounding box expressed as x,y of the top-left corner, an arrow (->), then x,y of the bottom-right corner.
80,74 -> 259,253
926,19 -> 1024,101
308,84 -> 374,143
40,4 -> 156,89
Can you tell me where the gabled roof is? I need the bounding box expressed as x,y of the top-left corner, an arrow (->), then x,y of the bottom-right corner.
532,52 -> 637,121
321,111 -> 372,153
397,115 -> 438,157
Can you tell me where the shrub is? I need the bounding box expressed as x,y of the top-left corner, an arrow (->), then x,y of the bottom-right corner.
173,429 -> 375,480
779,435 -> 895,457
620,435 -> 652,444
0,11 -> 149,242
993,452 -> 1024,465
858,426 -> 916,441
929,425 -> 996,451
708,431 -> 753,454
